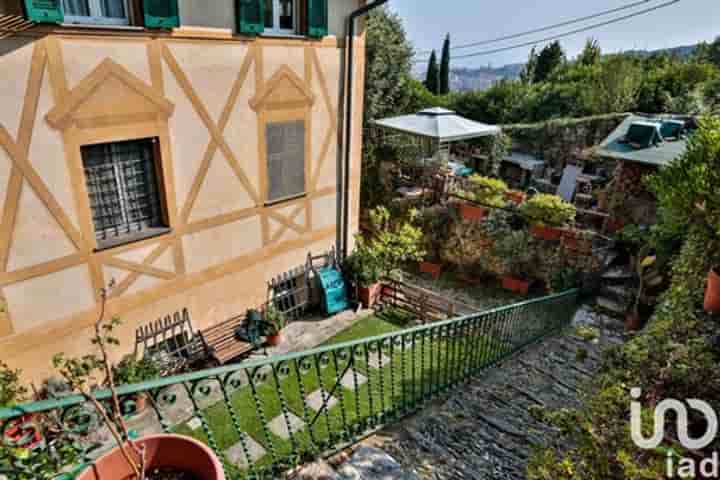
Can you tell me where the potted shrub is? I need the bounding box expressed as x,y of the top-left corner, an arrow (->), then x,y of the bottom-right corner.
492,230 -> 536,294
112,355 -> 161,416
52,285 -> 225,480
562,229 -> 594,254
469,175 -> 508,207
0,361 -> 43,452
521,194 -> 576,241
344,245 -> 381,308
263,305 -> 287,347
456,191 -> 487,221
705,267 -> 720,312
347,207 -> 425,307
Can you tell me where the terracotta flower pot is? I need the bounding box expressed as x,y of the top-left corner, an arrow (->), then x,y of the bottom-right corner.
358,282 -> 382,308
419,261 -> 443,279
530,224 -> 563,241
266,332 -> 284,347
457,273 -> 483,286
78,434 -> 225,480
505,191 -> 526,205
606,217 -> 625,233
705,267 -> 720,313
501,276 -> 531,294
459,203 -> 487,222
625,311 -> 642,332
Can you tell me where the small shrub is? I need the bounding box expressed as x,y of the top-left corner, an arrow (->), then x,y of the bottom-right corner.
112,355 -> 161,386
469,175 -> 509,207
0,360 -> 27,408
521,194 -> 576,225
491,230 -> 535,279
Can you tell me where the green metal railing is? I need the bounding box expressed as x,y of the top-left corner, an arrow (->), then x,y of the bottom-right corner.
0,289 -> 579,479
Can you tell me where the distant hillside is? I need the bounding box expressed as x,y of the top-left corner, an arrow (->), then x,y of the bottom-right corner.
432,43 -> 700,92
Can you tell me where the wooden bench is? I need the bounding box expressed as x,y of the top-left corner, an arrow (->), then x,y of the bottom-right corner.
379,279 -> 476,324
199,315 -> 256,366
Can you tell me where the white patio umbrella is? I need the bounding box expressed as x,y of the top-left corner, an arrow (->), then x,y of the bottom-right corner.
373,107 -> 501,143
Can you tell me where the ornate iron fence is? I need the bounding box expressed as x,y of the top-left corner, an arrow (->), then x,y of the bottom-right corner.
0,290 -> 579,479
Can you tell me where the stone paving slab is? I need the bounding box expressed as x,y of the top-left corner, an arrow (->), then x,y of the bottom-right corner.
340,370 -> 367,390
268,411 -> 306,439
226,434 -> 266,468
366,353 -> 391,370
336,446 -> 419,480
307,389 -> 339,412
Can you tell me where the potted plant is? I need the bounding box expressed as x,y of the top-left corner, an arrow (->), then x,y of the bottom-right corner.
492,230 -> 536,294
469,175 -> 508,207
263,305 -> 287,347
705,266 -> 720,312
52,285 -> 225,480
347,207 -> 425,307
456,191 -> 487,221
344,244 -> 382,308
0,361 -> 43,452
626,255 -> 664,332
521,194 -> 576,241
562,229 -> 594,254
112,355 -> 161,416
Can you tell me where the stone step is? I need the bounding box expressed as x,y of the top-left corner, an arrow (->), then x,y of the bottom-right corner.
600,284 -> 634,302
601,266 -> 634,284
595,296 -> 629,315
335,446 -> 419,480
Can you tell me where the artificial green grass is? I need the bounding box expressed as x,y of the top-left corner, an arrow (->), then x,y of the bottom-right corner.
173,310 -> 506,477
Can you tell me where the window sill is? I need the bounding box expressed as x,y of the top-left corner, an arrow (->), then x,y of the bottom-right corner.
95,227 -> 172,252
60,23 -> 144,31
259,32 -> 307,39
265,193 -> 307,207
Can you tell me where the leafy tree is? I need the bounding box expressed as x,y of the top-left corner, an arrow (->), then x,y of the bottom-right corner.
425,50 -> 440,95
697,36 -> 720,67
439,34 -> 451,94
534,41 -> 565,83
520,46 -> 539,84
364,7 -> 414,125
590,54 -> 643,114
578,38 -> 601,66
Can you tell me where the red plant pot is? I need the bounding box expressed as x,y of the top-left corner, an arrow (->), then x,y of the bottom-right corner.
78,434 -> 225,480
359,283 -> 382,308
530,224 -> 563,241
505,191 -> 526,205
625,312 -> 642,332
562,236 -> 593,254
705,268 -> 720,313
2,414 -> 43,450
606,218 -> 625,233
266,332 -> 284,347
419,261 -> 443,279
501,276 -> 531,294
457,273 -> 483,286
459,203 -> 487,222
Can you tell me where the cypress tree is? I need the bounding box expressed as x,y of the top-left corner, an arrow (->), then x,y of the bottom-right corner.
439,34 -> 451,94
425,50 -> 440,95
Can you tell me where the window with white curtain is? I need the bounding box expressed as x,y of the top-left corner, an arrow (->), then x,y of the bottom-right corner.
62,0 -> 131,25
264,0 -> 296,34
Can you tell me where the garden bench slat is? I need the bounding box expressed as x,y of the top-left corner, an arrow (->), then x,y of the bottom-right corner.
199,315 -> 255,366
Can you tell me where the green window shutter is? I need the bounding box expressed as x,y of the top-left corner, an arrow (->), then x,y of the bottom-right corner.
144,0 -> 180,29
307,0 -> 328,38
23,0 -> 64,24
236,0 -> 264,36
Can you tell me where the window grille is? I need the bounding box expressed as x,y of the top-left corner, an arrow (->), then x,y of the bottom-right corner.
82,138 -> 166,247
61,0 -> 130,25
266,120 -> 305,203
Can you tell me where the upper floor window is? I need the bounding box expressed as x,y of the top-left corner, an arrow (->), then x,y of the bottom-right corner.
264,0 -> 295,34
62,0 -> 131,25
82,138 -> 169,250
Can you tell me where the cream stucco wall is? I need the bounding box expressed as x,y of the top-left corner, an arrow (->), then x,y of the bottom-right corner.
178,0 -> 359,38
0,29 -> 365,382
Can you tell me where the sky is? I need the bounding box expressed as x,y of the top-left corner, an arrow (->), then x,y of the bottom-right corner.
389,0 -> 720,69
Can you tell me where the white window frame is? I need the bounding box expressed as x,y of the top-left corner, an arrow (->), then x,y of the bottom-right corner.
62,0 -> 131,26
264,0 -> 297,35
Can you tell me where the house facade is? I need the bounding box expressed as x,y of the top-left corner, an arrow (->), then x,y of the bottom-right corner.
0,0 -> 367,381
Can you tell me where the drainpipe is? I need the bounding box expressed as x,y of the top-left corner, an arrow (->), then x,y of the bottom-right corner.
339,0 -> 389,261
